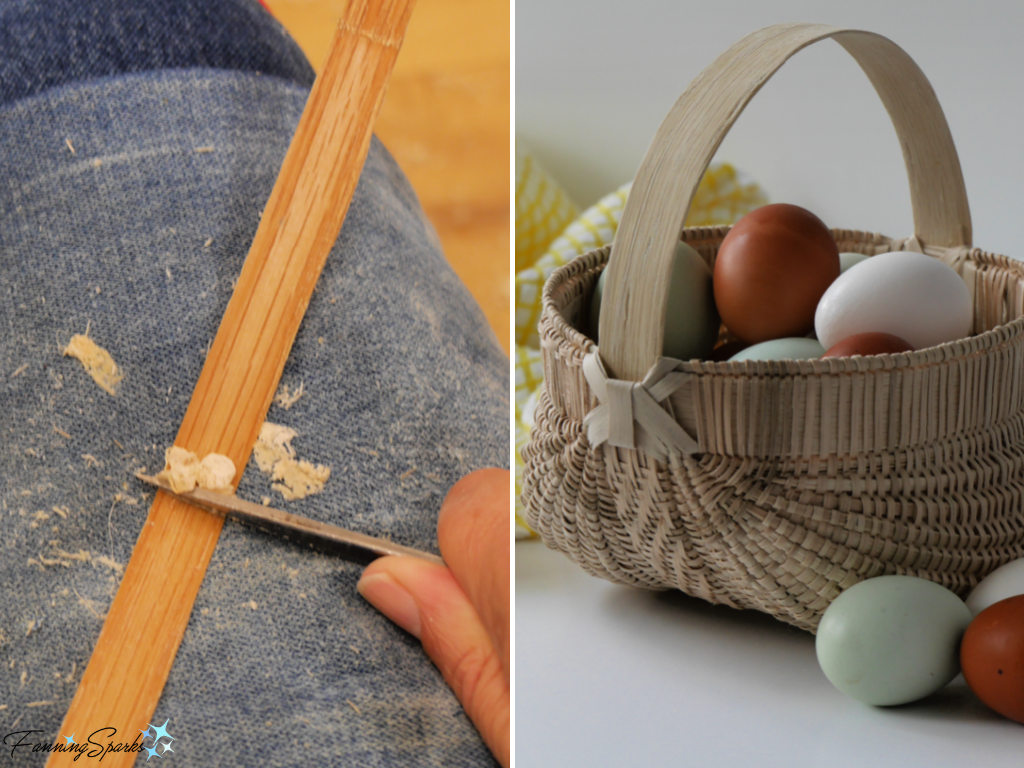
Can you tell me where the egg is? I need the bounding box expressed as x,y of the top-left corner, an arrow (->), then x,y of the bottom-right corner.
960,595 -> 1024,724
815,251 -> 972,351
839,252 -> 869,273
728,337 -> 824,362
815,575 -> 972,706
966,557 -> 1024,616
590,241 -> 719,361
713,204 -> 839,343
822,332 -> 914,358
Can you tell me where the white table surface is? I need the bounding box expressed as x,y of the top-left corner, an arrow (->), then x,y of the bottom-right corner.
515,540 -> 1023,767
515,1 -> 1024,764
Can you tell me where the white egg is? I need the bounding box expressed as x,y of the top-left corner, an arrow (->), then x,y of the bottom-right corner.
966,557 -> 1024,616
815,252 -> 972,351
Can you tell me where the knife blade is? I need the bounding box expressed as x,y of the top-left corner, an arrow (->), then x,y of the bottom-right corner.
135,473 -> 444,566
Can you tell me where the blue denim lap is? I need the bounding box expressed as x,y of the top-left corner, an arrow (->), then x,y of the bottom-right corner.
0,69 -> 507,766
0,0 -> 314,107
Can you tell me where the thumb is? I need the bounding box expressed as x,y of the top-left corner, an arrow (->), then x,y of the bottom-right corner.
356,470 -> 510,766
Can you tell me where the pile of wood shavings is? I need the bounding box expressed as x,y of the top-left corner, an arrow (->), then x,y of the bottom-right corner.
156,446 -> 236,494
253,422 -> 330,501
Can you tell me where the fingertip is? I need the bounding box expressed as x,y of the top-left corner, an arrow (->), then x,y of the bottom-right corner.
356,568 -> 423,638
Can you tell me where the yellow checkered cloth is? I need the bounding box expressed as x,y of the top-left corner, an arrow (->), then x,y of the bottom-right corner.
513,160 -> 767,538
515,145 -> 579,274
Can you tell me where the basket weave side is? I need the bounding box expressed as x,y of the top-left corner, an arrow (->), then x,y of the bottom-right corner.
522,230 -> 1024,632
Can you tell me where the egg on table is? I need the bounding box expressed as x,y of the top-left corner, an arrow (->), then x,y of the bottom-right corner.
815,575 -> 972,706
960,594 -> 1024,724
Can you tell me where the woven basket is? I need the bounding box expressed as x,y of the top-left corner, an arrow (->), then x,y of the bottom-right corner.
521,23 -> 1024,633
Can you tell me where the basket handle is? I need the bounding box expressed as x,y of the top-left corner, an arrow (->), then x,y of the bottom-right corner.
599,23 -> 972,382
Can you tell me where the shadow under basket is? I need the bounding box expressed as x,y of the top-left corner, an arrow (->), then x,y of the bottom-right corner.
521,226 -> 1024,633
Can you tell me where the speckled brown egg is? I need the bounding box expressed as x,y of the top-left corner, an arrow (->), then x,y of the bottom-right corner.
713,203 -> 839,343
961,594 -> 1024,724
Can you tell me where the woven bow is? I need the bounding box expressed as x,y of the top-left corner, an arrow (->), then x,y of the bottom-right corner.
581,352 -> 700,461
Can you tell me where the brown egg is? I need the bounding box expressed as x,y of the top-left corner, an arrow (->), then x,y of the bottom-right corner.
961,594 -> 1024,724
713,204 -> 839,343
822,332 -> 914,358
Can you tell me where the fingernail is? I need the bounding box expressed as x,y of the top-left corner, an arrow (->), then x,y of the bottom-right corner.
357,572 -> 422,638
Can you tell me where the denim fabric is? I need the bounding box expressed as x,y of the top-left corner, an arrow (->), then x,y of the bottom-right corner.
0,65 -> 506,768
0,0 -> 315,105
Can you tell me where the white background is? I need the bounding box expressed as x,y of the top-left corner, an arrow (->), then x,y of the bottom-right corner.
516,0 -> 1024,258
516,1 -> 1024,765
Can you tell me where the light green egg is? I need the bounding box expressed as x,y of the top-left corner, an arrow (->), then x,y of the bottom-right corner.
839,252 -> 869,273
590,241 -> 719,361
728,337 -> 825,362
815,575 -> 972,706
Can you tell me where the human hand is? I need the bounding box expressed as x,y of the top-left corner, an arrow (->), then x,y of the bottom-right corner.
356,468 -> 510,767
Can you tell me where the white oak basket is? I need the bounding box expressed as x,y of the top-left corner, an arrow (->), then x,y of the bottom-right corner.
521,23 -> 1024,632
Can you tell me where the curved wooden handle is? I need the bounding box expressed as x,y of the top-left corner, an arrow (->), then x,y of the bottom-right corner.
599,23 -> 972,381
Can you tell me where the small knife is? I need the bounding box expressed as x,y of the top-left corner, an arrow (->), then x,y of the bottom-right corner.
136,473 -> 444,566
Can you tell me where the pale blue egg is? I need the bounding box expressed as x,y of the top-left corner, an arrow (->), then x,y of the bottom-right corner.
839,252 -> 869,273
728,337 -> 824,361
816,575 -> 972,706
590,241 -> 719,361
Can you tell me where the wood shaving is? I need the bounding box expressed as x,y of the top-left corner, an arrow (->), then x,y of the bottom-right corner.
63,331 -> 123,395
273,381 -> 305,410
73,588 -> 106,620
198,453 -> 235,492
93,555 -> 124,574
253,423 -> 330,501
10,364 -> 28,378
52,426 -> 71,439
155,446 -> 235,494
52,549 -> 90,562
35,555 -> 69,568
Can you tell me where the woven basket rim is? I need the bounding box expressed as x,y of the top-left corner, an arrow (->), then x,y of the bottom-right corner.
541,227 -> 1024,380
